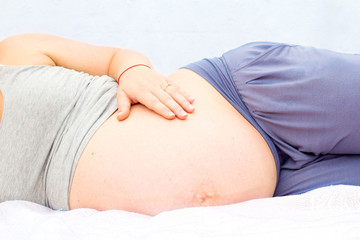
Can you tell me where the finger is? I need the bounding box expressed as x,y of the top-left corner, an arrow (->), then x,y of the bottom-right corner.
163,84 -> 195,113
177,87 -> 195,104
163,82 -> 195,104
138,92 -> 176,120
154,88 -> 189,120
116,90 -> 131,121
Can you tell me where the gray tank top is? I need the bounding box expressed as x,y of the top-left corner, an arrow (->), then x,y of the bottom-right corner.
0,65 -> 118,210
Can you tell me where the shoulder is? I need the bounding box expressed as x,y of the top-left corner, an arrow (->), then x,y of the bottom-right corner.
0,33 -> 55,66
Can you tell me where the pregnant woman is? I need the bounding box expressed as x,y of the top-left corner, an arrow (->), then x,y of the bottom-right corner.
0,34 -> 359,216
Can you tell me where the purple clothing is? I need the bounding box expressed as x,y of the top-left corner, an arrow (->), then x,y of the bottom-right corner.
183,42 -> 360,196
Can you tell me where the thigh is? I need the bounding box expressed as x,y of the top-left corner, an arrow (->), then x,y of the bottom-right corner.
274,154 -> 360,196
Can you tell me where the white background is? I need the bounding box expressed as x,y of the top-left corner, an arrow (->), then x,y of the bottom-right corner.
1,0 -> 360,74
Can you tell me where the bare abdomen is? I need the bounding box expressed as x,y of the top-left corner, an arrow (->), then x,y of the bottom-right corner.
69,69 -> 276,215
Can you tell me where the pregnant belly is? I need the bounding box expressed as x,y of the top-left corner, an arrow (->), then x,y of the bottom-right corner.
69,69 -> 276,215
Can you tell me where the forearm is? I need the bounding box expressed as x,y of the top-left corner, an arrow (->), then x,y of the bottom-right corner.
0,33 -> 194,120
0,33 -> 153,81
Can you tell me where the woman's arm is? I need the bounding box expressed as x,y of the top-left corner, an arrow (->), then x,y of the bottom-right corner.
0,33 -> 194,120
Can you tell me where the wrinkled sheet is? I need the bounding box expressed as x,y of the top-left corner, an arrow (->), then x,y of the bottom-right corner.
1,185 -> 359,240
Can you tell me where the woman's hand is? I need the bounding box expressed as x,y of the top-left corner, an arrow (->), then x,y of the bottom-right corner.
116,66 -> 195,121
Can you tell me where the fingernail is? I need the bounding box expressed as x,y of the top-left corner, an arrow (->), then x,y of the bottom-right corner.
117,112 -> 122,120
188,104 -> 195,110
168,111 -> 175,117
179,110 -> 187,117
188,96 -> 195,102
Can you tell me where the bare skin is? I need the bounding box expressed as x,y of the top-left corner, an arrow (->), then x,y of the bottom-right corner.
0,33 -> 195,121
0,34 -> 276,216
68,69 -> 277,215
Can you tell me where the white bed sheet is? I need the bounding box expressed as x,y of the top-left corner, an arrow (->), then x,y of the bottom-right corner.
1,185 -> 360,240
